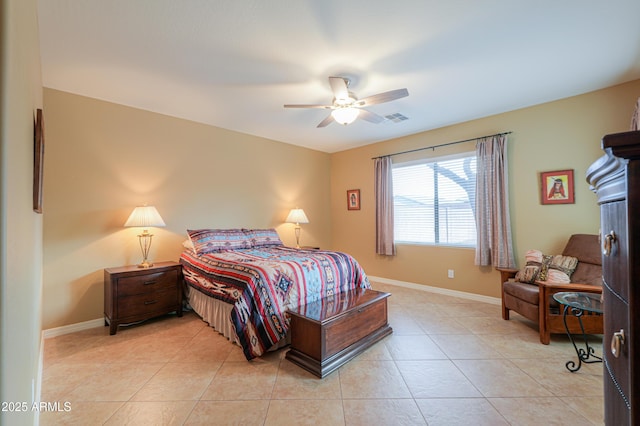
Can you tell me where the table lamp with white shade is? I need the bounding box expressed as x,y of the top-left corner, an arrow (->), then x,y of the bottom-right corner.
285,208 -> 309,248
124,205 -> 166,268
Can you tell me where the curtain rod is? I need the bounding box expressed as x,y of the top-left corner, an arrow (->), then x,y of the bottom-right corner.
371,131 -> 512,160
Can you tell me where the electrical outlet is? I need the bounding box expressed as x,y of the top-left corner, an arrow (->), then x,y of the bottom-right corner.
447,269 -> 454,279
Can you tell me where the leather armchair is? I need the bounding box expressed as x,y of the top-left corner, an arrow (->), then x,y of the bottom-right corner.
498,234 -> 603,344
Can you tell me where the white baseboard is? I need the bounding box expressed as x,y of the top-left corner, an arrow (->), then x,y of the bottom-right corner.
42,318 -> 104,339
39,278 -> 501,340
368,275 -> 501,305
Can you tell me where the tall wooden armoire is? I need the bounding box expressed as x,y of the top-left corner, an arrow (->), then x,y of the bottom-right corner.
587,130 -> 640,425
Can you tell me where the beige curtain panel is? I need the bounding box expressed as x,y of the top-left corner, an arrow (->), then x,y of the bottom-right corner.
374,156 -> 396,256
474,134 -> 516,268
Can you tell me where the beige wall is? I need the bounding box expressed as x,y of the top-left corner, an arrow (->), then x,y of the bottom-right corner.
330,79 -> 640,298
1,0 -> 43,423
42,80 -> 640,331
42,89 -> 331,329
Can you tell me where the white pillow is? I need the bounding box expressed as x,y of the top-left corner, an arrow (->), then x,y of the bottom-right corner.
182,238 -> 195,251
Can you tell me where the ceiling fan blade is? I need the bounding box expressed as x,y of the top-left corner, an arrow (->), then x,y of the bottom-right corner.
358,109 -> 385,124
329,76 -> 350,100
284,104 -> 333,109
356,88 -> 409,107
317,114 -> 334,128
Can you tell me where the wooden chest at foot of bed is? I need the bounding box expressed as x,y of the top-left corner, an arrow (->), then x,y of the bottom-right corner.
286,289 -> 392,378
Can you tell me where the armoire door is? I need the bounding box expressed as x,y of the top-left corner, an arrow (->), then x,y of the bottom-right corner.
601,200 -> 630,425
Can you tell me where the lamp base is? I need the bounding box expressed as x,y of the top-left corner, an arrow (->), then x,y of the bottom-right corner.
295,226 -> 301,248
136,231 -> 154,268
137,260 -> 153,268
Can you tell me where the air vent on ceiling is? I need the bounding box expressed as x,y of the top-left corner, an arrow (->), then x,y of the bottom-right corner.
385,113 -> 409,123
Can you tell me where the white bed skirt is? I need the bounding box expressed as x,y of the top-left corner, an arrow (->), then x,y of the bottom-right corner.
185,284 -> 290,351
186,284 -> 241,344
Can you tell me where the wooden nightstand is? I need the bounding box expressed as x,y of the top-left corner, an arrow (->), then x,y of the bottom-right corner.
104,261 -> 182,335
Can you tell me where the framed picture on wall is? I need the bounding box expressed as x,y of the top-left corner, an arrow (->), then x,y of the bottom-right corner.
347,189 -> 360,210
33,108 -> 44,213
540,169 -> 574,205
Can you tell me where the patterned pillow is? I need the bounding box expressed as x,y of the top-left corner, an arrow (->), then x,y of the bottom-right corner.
515,249 -> 578,284
187,229 -> 251,255
244,228 -> 283,247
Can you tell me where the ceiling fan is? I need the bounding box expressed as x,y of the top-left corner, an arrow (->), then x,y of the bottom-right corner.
284,76 -> 409,128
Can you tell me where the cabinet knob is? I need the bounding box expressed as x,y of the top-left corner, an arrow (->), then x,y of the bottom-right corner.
611,329 -> 625,358
602,231 -> 617,257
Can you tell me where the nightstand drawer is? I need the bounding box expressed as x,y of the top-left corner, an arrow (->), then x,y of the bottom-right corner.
117,288 -> 178,318
118,269 -> 178,296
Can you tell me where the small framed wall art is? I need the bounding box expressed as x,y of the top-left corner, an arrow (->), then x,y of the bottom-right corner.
540,169 -> 574,205
347,189 -> 360,210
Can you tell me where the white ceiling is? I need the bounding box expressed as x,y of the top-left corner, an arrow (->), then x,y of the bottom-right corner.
37,1 -> 640,153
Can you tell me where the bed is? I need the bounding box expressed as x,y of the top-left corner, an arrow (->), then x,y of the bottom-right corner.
179,228 -> 371,360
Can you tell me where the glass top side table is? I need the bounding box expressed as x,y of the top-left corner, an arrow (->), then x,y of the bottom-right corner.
553,291 -> 603,372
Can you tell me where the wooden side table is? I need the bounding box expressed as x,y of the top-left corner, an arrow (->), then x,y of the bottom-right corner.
104,261 -> 182,335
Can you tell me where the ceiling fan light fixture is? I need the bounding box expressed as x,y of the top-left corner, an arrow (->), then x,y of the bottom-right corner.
331,107 -> 359,125
284,76 -> 408,128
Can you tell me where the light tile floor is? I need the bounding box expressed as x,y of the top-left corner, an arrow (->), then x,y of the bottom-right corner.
40,283 -> 604,425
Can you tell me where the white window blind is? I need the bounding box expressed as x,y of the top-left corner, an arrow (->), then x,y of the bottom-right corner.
392,152 -> 477,247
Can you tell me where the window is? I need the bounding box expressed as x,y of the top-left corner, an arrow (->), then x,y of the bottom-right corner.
392,152 -> 477,246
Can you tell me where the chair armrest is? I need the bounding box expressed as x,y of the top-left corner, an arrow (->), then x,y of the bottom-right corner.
496,267 -> 519,283
536,280 -> 602,294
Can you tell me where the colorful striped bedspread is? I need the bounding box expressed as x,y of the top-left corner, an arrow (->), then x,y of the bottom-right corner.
180,246 -> 370,360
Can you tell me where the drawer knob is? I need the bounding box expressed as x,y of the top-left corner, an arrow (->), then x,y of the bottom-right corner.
144,300 -> 158,305
611,329 -> 625,358
602,231 -> 617,257
144,280 -> 157,286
